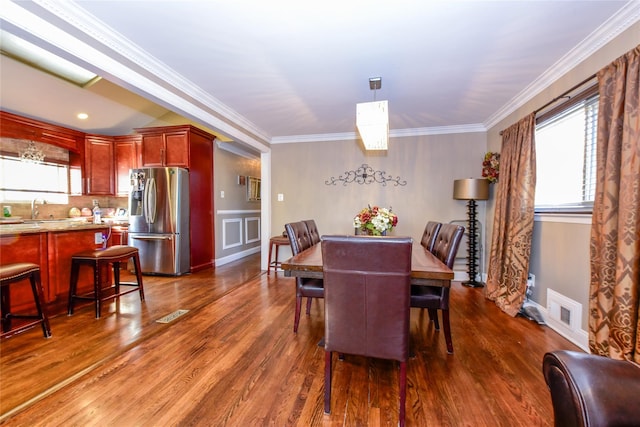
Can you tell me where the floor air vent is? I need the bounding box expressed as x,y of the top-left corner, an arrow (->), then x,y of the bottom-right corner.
156,309 -> 189,324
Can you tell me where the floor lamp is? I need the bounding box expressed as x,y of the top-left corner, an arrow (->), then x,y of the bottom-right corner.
453,178 -> 489,287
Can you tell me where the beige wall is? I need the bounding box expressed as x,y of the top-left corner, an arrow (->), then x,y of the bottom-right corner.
485,22 -> 640,330
271,132 -> 488,260
214,147 -> 261,258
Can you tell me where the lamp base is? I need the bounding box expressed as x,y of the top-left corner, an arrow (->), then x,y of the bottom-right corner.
462,280 -> 485,288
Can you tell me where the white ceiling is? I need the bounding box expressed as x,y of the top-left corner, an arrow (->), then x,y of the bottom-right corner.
1,1 -> 638,153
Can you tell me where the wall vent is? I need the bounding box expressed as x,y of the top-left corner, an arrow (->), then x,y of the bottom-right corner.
547,289 -> 582,332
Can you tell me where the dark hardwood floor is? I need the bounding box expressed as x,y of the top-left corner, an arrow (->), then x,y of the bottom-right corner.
0,253 -> 581,426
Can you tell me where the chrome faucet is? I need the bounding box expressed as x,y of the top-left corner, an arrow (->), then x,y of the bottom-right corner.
31,198 -> 46,219
31,198 -> 39,219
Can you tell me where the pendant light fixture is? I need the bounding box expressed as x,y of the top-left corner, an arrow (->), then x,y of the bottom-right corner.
356,77 -> 388,150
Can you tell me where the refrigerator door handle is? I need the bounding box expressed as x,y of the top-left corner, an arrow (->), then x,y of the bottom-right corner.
145,177 -> 157,224
143,177 -> 150,224
130,235 -> 174,241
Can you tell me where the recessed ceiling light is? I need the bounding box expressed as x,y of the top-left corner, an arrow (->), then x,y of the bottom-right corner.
77,113 -> 89,120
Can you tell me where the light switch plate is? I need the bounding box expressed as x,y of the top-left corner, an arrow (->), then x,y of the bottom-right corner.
277,193 -> 284,201
220,190 -> 225,198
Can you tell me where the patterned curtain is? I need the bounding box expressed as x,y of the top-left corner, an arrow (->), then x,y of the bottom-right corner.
486,114 -> 536,316
589,46 -> 640,362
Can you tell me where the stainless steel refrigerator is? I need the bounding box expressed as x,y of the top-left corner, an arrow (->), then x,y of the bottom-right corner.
128,167 -> 190,275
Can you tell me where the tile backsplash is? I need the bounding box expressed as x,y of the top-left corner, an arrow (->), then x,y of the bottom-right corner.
4,196 -> 128,219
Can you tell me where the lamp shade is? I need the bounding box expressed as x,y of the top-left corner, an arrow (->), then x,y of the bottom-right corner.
453,178 -> 489,200
356,100 -> 388,150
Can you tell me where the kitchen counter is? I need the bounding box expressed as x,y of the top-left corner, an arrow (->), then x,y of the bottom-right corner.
0,223 -> 113,315
0,219 -> 125,235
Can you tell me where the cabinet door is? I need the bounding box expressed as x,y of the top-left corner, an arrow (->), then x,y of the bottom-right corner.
85,136 -> 114,195
108,228 -> 128,246
47,229 -> 109,306
141,134 -> 166,167
164,131 -> 189,167
0,233 -> 49,309
114,136 -> 140,196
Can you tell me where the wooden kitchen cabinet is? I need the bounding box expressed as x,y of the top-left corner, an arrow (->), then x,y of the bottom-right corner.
84,135 -> 115,195
134,125 -> 216,272
137,127 -> 189,167
0,111 -> 84,153
0,228 -> 108,316
46,228 -> 109,313
108,226 -> 129,246
114,135 -> 141,196
0,233 -> 49,312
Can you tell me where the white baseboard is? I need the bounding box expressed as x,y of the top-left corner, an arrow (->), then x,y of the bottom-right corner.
215,246 -> 260,267
453,270 -> 468,281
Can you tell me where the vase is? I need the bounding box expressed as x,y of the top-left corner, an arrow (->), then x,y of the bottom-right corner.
356,227 -> 387,236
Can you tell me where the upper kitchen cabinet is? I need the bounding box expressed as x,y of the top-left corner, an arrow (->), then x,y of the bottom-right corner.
136,126 -> 190,167
84,135 -> 115,195
0,111 -> 84,152
114,135 -> 141,196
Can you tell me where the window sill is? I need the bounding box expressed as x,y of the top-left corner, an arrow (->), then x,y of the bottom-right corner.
534,213 -> 592,224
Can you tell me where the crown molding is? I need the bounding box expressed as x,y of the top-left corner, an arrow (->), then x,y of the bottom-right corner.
216,141 -> 260,160
271,132 -> 357,144
484,1 -> 640,130
271,123 -> 486,144
391,124 -> 486,137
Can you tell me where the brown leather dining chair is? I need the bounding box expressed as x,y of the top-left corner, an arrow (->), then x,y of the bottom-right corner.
303,219 -> 321,246
411,223 -> 464,354
322,235 -> 413,427
543,350 -> 640,426
420,221 -> 442,252
284,221 -> 324,333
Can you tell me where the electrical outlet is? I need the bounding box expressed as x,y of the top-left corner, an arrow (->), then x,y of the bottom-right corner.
277,193 -> 284,202
527,273 -> 535,288
220,190 -> 225,198
95,232 -> 104,244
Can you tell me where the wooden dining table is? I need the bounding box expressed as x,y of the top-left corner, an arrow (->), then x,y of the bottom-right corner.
281,241 -> 454,287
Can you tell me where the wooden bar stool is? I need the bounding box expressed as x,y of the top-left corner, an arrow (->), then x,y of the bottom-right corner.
67,245 -> 145,319
0,263 -> 52,338
268,235 -> 290,274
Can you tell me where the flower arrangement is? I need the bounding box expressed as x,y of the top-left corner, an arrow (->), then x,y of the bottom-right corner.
482,152 -> 500,183
353,205 -> 398,236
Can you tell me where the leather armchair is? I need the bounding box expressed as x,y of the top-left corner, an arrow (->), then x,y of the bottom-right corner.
410,223 -> 464,353
285,221 -> 324,333
420,221 -> 442,252
322,235 -> 413,427
543,350 -> 640,426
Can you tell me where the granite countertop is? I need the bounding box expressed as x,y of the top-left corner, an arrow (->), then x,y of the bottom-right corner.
0,218 -> 114,235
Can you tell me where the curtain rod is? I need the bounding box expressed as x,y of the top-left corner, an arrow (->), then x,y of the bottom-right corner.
499,72 -> 597,135
533,73 -> 597,115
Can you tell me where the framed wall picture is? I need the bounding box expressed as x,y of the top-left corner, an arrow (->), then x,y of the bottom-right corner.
247,176 -> 261,202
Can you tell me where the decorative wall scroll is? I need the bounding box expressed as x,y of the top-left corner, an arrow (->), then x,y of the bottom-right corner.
325,163 -> 407,186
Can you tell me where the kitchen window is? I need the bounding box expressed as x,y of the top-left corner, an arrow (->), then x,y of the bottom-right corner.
534,84 -> 598,213
0,140 -> 73,203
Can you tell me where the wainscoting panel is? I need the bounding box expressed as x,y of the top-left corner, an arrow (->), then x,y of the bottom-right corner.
217,210 -> 262,266
222,218 -> 243,250
245,217 -> 261,244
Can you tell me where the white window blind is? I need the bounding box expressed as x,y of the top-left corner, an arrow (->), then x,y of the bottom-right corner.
535,89 -> 598,212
